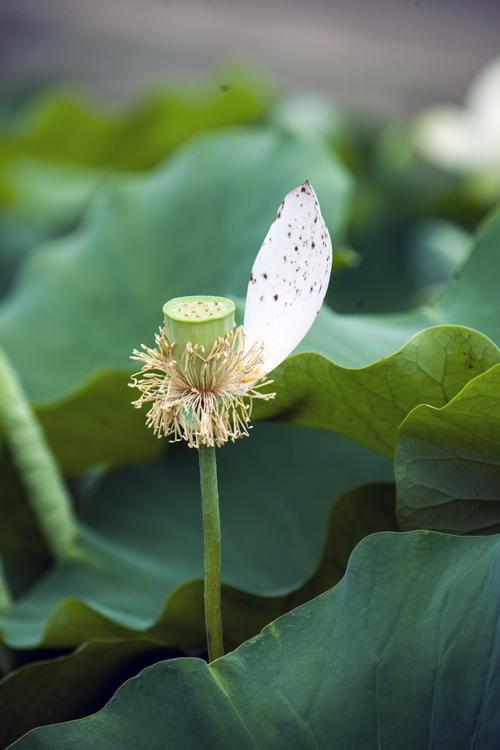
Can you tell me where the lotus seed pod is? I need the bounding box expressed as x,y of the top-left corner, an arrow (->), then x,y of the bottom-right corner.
163,296 -> 235,357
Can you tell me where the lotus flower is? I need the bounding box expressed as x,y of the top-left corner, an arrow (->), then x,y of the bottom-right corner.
130,181 -> 332,448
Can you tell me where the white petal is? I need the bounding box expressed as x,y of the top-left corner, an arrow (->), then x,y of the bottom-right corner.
243,181 -> 332,375
467,56 -> 500,130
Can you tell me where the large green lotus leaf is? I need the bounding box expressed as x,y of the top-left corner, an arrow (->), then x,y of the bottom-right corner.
10,531 -> 500,750
0,78 -> 268,306
435,208 -> 500,344
0,217 -> 48,301
2,161 -> 115,232
0,78 -> 268,173
35,370 -> 162,475
0,640 -> 177,750
0,422 -> 392,650
396,363 -> 500,534
0,482 -> 396,747
255,323 -> 499,458
0,78 -> 269,232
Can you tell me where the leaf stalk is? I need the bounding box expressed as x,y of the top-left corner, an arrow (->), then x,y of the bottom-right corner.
0,350 -> 76,562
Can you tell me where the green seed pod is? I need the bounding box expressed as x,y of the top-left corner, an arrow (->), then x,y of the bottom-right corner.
163,295 -> 235,357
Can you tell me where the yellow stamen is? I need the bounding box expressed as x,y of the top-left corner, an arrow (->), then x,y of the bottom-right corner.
129,326 -> 275,448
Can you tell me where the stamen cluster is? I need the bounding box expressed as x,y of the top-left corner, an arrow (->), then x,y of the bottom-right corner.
129,326 -> 275,448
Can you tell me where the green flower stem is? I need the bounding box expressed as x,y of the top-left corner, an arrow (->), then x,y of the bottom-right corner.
0,350 -> 76,562
164,295 -> 231,659
198,445 -> 224,661
0,556 -> 11,610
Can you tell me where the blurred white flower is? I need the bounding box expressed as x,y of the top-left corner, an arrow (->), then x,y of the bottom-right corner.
414,57 -> 500,177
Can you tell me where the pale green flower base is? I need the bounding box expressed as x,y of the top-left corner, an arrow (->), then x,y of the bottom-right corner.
163,295 -> 235,355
